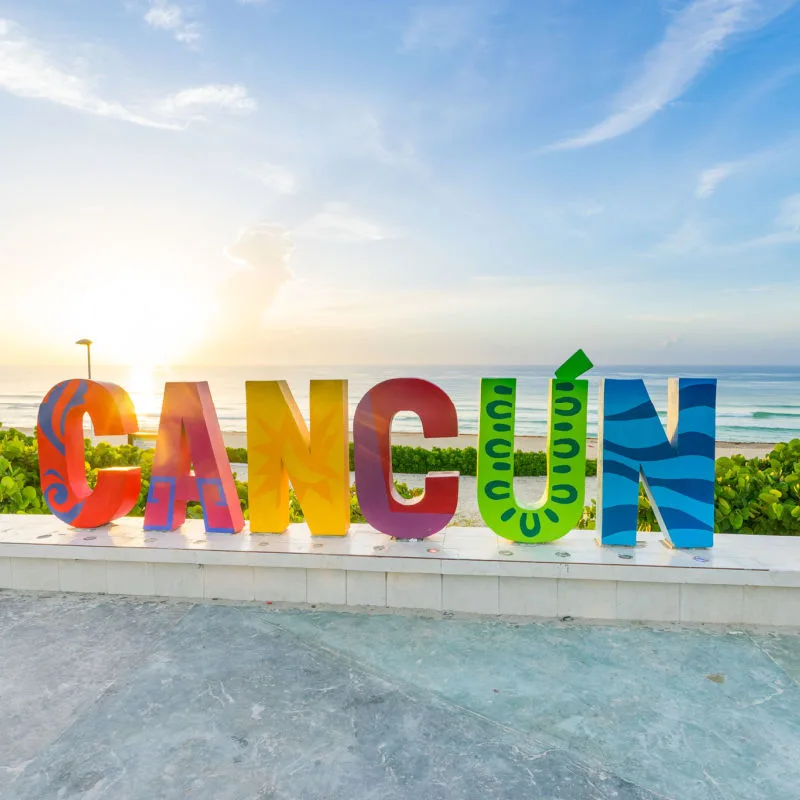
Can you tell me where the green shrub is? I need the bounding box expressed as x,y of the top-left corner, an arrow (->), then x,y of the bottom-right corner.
713,440 -> 800,534
226,446 -> 248,464
8,425 -> 800,535
19,430 -> 415,525
577,492 -> 660,531
578,439 -> 800,535
0,428 -> 45,513
346,443 -> 596,477
226,442 -> 596,476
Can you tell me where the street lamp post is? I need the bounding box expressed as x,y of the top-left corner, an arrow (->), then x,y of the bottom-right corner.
75,339 -> 92,379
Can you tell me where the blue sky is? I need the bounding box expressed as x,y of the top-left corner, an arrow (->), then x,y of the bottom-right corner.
0,0 -> 798,367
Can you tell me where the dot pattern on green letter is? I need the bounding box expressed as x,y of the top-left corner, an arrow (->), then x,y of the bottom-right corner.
477,350 -> 592,543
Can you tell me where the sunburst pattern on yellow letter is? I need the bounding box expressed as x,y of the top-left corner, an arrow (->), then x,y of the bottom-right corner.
246,380 -> 349,535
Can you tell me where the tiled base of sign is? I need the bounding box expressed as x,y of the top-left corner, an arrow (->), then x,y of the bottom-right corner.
1,516 -> 799,627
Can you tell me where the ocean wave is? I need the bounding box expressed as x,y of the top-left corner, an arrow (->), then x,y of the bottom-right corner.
717,427 -> 799,437
752,411 -> 800,419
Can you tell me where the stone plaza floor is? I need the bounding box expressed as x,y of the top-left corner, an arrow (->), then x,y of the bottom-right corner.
1,592 -> 799,799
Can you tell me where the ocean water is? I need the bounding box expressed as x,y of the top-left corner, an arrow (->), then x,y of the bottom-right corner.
1,365 -> 799,443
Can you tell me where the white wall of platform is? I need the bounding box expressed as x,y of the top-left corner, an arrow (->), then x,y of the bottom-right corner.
1,517 -> 799,627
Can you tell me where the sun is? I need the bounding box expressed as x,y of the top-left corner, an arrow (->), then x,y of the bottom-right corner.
125,361 -> 164,423
56,271 -> 212,368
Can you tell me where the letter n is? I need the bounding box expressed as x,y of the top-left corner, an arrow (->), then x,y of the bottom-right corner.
246,380 -> 349,535
598,378 -> 716,548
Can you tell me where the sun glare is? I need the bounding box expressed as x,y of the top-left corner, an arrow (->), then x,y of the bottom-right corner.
97,274 -> 205,366
125,362 -> 164,424
40,269 -> 213,368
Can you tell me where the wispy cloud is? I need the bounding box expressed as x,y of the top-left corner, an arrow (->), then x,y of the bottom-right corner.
728,230 -> 800,249
726,194 -> 800,248
573,200 -> 604,217
199,224 -> 295,359
305,97 -> 418,168
0,19 -> 257,130
696,161 -> 741,198
723,279 -> 800,293
144,1 -> 201,47
294,202 -> 395,242
249,163 -> 296,194
688,64 -> 800,206
695,133 -> 800,199
654,220 -> 705,255
777,194 -> 800,230
672,194 -> 800,253
402,2 -> 497,52
224,224 -> 294,290
629,312 -> 718,324
654,195 -> 800,255
159,84 -> 257,119
546,0 -> 795,151
0,18 -> 178,129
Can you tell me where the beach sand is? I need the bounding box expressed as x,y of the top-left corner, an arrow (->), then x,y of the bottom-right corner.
15,427 -> 779,459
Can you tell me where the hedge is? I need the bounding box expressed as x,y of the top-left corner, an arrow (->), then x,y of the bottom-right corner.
227,443 -> 598,478
6,425 -> 800,534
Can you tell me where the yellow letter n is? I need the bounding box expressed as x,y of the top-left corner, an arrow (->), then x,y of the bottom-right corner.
246,380 -> 349,535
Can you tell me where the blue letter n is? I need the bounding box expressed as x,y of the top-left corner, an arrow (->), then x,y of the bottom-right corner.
598,378 -> 716,549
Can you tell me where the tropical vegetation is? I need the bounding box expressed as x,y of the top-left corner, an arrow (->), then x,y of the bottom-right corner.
4,425 -> 800,534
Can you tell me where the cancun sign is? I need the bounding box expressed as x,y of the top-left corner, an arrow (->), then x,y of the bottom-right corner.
35,350 -> 717,549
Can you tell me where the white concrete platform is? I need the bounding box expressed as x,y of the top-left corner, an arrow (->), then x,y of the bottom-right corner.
1,515 -> 800,626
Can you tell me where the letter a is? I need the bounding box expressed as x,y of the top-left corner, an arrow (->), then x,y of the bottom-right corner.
144,382 -> 244,533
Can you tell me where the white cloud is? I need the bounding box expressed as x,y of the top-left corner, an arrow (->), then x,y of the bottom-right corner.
574,200 -> 604,217
655,220 -> 704,255
653,195 -> 800,255
694,136 -> 800,199
225,223 -> 294,281
777,194 -> 800,230
294,202 -> 394,242
0,19 -> 256,129
629,312 -> 718,324
198,224 -> 295,359
159,84 -> 257,118
250,162 -> 296,194
707,195 -> 800,251
726,229 -> 800,249
144,1 -> 201,47
0,18 -> 178,129
547,0 -> 795,151
402,2 -> 496,51
696,161 -> 740,198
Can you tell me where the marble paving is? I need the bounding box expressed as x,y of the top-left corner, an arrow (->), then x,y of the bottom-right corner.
1,592 -> 800,799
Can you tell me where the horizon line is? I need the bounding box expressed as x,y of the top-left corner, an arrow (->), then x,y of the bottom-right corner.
2,363 -> 800,369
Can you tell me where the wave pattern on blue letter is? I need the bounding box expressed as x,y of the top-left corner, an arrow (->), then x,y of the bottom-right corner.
598,378 -> 716,548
